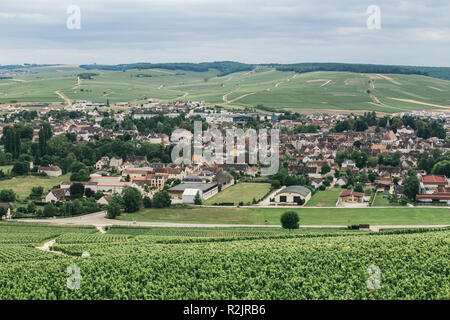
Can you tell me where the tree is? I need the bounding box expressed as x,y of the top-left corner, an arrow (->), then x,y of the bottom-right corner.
431,160 -> 450,178
31,186 -> 44,197
0,189 -> 16,202
43,203 -> 58,217
354,184 -> 364,193
320,164 -> 331,175
106,196 -> 122,218
121,187 -> 142,213
12,161 -> 30,176
152,190 -> 171,208
69,183 -> 85,199
143,196 -> 152,208
403,175 -> 420,201
194,191 -> 202,205
271,179 -> 281,189
280,211 -> 300,231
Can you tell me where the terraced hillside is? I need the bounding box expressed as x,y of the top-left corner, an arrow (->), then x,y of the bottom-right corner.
0,64 -> 449,113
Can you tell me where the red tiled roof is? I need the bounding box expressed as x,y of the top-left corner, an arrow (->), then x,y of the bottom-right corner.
339,190 -> 364,198
420,175 -> 448,185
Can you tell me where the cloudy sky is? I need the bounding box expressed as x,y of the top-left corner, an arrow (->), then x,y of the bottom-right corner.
0,0 -> 449,66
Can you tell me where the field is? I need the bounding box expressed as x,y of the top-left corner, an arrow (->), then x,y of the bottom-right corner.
0,174 -> 70,200
0,221 -> 447,299
1,65 -> 449,113
204,183 -> 271,205
306,188 -> 342,207
117,207 -> 450,226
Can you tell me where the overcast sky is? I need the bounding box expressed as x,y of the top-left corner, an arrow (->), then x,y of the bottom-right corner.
0,0 -> 449,66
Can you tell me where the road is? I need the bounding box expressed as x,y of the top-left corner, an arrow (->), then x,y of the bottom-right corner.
15,211 -> 449,230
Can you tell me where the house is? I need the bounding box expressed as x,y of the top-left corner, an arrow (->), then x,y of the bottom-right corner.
96,195 -> 113,205
335,177 -> 348,187
213,171 -> 234,188
338,189 -> 367,207
109,157 -> 123,168
273,185 -> 312,206
38,166 -> 62,177
95,157 -> 110,170
416,187 -> 450,205
182,188 -> 202,204
419,175 -> 449,194
44,188 -> 69,203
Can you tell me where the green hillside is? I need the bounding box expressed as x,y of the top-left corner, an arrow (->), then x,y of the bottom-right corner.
0,64 -> 449,113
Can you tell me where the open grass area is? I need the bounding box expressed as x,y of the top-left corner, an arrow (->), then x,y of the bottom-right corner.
0,174 -> 70,199
372,192 -> 400,206
117,206 -> 450,226
1,66 -> 449,113
306,188 -> 341,207
204,182 -> 271,205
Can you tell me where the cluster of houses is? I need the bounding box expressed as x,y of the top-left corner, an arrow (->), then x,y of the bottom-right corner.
0,100 -> 449,208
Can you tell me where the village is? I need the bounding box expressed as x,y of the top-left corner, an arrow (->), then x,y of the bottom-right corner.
0,99 -> 449,220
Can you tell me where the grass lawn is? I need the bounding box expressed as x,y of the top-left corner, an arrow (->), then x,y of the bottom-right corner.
373,193 -> 400,206
204,183 -> 271,205
306,188 -> 341,207
0,174 -> 70,199
117,206 -> 450,226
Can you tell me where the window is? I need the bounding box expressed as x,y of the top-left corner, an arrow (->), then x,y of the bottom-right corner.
279,196 -> 287,202
293,196 -> 301,203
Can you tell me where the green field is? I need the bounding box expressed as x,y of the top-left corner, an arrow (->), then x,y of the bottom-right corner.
0,174 -> 70,200
116,206 -> 450,226
0,221 -> 448,299
204,182 -> 271,205
306,188 -> 342,207
1,65 -> 449,113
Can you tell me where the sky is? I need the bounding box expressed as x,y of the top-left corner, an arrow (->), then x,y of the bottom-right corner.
0,0 -> 449,66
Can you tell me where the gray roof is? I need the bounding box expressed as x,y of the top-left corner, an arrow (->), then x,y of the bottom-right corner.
168,183 -> 217,193
276,185 -> 311,197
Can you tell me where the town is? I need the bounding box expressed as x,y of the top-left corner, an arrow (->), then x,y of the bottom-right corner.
0,99 -> 448,221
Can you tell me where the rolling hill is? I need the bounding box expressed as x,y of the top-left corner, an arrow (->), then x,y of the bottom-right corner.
0,63 -> 449,113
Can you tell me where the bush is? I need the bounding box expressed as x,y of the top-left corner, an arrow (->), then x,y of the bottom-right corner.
280,211 -> 300,231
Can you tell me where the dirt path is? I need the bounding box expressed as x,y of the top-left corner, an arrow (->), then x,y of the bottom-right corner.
228,92 -> 256,103
96,226 -> 106,234
54,90 -> 72,106
387,97 -> 450,110
222,90 -> 233,103
377,74 -> 401,85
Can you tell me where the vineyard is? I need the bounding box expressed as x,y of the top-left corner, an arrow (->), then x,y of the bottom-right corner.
0,222 -> 448,299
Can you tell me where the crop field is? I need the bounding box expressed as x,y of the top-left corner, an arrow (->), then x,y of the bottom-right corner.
0,173 -> 70,200
117,206 -> 450,226
1,65 -> 449,113
203,183 -> 271,205
0,221 -> 447,299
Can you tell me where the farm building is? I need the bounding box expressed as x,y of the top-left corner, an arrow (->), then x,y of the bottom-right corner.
182,189 -> 202,204
168,183 -> 218,200
273,185 -> 311,205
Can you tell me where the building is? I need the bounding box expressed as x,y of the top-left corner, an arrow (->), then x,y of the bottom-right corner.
182,188 -> 202,204
167,183 -> 218,200
38,166 -> 62,177
44,188 -> 69,203
338,189 -> 367,207
416,187 -> 450,205
419,175 -> 449,194
273,185 -> 312,205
